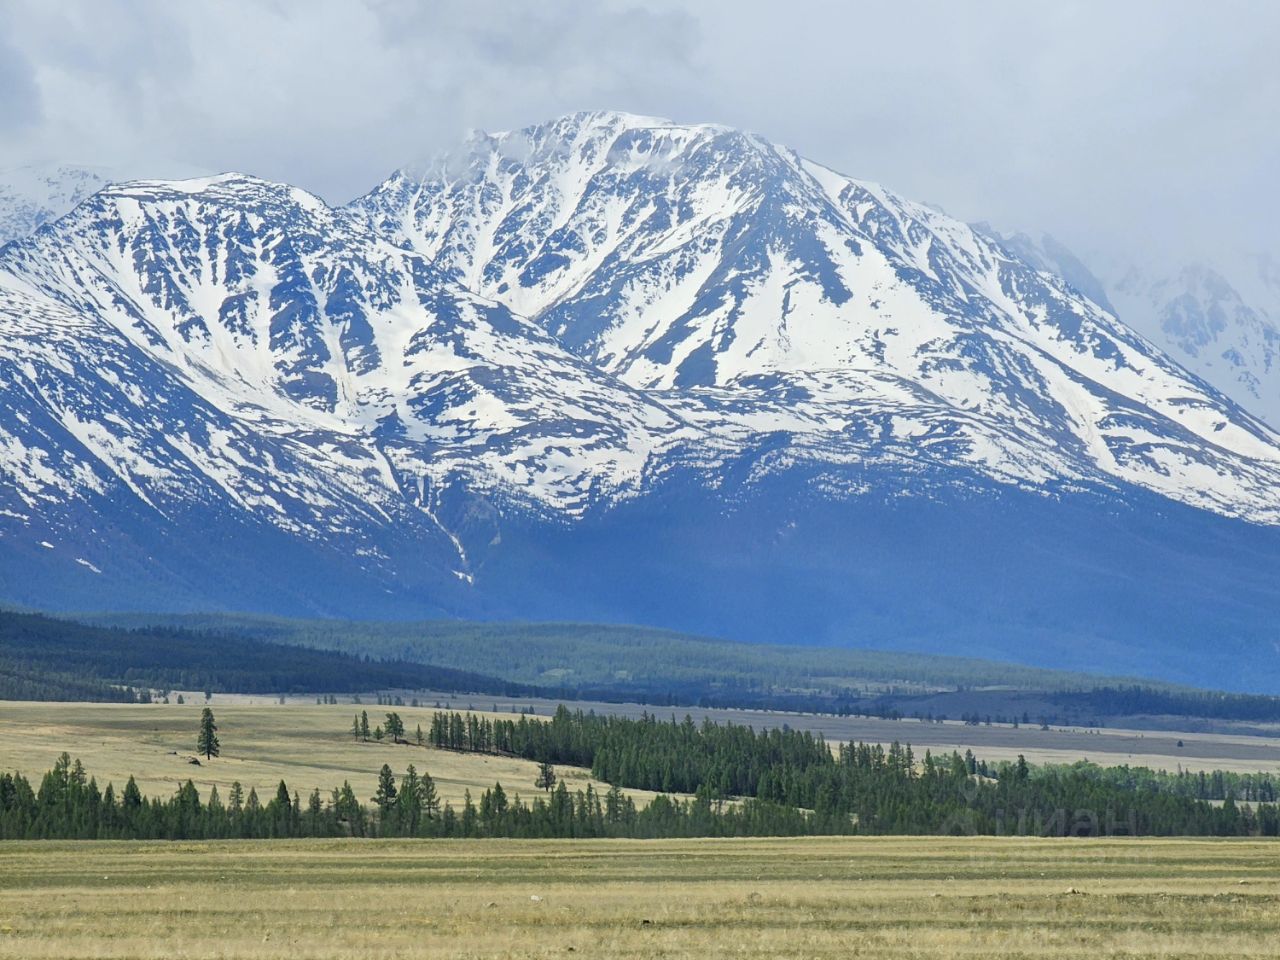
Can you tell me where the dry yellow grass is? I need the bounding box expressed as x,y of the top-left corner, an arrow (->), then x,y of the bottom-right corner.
0,700 -> 669,808
1,836 -> 1278,958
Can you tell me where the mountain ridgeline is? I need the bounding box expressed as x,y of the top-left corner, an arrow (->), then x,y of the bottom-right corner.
3,113 -> 1280,689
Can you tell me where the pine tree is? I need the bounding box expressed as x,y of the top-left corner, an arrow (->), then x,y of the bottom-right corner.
123,776 -> 142,810
420,771 -> 440,820
197,708 -> 220,760
272,781 -> 293,837
536,761 -> 557,792
373,764 -> 398,821
359,710 -> 370,741
396,764 -> 423,836
605,784 -> 624,824
307,788 -> 323,834
461,789 -> 478,837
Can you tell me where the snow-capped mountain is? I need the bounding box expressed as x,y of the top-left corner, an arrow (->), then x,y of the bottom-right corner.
0,162 -> 212,250
0,172 -> 710,581
0,165 -> 120,248
977,226 -> 1280,428
1106,257 -> 1280,425
352,112 -> 1280,521
3,113 -> 1280,689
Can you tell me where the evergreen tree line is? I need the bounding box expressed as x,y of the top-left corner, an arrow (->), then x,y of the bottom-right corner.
0,658 -> 139,702
425,709 -> 1280,837
6,746 -> 1280,842
1055,685 -> 1280,724
1042,760 -> 1280,803
0,610 -> 528,701
427,706 -> 834,796
0,754 -> 814,840
111,612 -> 1113,694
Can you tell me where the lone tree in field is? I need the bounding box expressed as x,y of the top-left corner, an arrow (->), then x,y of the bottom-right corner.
197,707 -> 220,760
536,761 -> 557,792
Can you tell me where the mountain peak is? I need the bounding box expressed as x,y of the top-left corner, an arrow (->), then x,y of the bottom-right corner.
0,164 -> 121,248
490,110 -> 736,142
391,111 -> 779,189
6,117 -> 1280,685
90,172 -> 332,212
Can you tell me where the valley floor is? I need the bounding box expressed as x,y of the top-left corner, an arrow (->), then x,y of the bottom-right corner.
418,690 -> 1280,775
1,836 -> 1278,958
2,696 -> 1279,813
0,700 -> 678,808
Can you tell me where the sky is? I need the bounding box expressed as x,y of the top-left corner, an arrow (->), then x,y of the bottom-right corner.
0,0 -> 1275,270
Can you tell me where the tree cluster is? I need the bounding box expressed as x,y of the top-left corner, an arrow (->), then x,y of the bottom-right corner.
424,708 -> 1280,837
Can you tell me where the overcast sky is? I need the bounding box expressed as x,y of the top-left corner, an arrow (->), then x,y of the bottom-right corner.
1,0 -> 1275,269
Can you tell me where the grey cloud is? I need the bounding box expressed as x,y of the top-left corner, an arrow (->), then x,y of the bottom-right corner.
0,14 -> 41,133
0,0 -> 1274,268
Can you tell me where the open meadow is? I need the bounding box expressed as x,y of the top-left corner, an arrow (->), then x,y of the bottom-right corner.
3,693 -> 1278,810
1,836 -> 1278,959
0,699 -> 675,808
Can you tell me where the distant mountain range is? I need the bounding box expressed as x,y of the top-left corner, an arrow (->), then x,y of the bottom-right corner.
2,113 -> 1280,690
1107,255 -> 1280,425
981,227 -> 1280,427
0,165 -> 120,247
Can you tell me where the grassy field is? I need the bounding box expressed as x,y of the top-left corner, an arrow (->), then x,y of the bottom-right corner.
1,836 -> 1278,958
0,699 -> 674,808
414,690 -> 1280,774
3,694 -> 1279,816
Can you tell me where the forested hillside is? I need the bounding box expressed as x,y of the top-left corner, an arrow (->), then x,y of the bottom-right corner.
84,611 -> 1163,695
0,611 -> 523,701
81,611 -> 1280,726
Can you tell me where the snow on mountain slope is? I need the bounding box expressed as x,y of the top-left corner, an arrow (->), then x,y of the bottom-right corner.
0,163 -> 218,250
0,165 -> 120,248
1106,257 -> 1280,425
971,227 -> 1115,316
6,115 -> 1280,687
0,273 -> 415,540
976,227 -> 1280,429
353,111 -> 1280,522
0,172 -> 707,581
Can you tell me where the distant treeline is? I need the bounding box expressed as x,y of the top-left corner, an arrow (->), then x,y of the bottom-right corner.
0,611 -> 527,701
13,609 -> 1280,728
86,611 -> 1145,696
85,611 -> 1280,726
7,742 -> 1279,843
0,662 -> 138,703
1053,686 -> 1280,724
426,709 -> 1280,837
1045,761 -> 1280,804
0,753 -> 813,840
